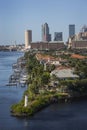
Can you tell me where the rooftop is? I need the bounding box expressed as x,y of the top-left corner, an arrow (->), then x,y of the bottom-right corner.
71,54 -> 86,59
51,68 -> 79,79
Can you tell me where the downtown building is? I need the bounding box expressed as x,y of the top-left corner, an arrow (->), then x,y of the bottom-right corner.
25,30 -> 32,48
25,25 -> 65,51
42,23 -> 51,42
54,32 -> 63,41
68,25 -> 87,49
69,24 -> 75,38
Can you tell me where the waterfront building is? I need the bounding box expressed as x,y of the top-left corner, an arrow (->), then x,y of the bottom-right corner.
25,30 -> 32,48
42,23 -> 51,42
54,32 -> 63,41
69,24 -> 75,37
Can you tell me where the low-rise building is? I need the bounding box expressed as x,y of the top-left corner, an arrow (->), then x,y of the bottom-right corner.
31,41 -> 65,50
71,40 -> 87,49
50,68 -> 79,80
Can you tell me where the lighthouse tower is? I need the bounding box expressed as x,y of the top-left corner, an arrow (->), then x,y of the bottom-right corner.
24,95 -> 28,107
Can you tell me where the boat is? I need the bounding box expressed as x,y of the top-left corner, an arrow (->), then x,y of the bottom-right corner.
6,83 -> 17,86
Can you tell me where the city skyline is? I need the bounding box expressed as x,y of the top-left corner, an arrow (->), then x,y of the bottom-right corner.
0,0 -> 87,45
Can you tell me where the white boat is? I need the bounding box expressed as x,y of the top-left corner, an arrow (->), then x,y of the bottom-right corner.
20,79 -> 26,84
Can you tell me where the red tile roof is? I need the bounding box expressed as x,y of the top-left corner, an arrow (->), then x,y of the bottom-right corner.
71,54 -> 86,59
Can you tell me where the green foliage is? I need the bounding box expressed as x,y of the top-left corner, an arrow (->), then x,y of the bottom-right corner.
11,104 -> 23,114
11,94 -> 52,116
25,53 -> 51,93
46,64 -> 55,72
11,103 -> 34,116
68,58 -> 87,78
29,83 -> 39,94
41,72 -> 50,85
11,51 -> 87,117
60,79 -> 87,94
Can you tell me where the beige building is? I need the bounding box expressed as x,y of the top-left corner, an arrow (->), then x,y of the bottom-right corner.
31,41 -> 65,50
25,30 -> 32,48
72,40 -> 87,49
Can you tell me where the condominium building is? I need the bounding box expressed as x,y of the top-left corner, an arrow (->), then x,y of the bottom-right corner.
25,30 -> 32,48
42,23 -> 51,42
69,24 -> 75,37
54,32 -> 63,41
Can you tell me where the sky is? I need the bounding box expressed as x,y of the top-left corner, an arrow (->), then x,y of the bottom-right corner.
0,0 -> 87,45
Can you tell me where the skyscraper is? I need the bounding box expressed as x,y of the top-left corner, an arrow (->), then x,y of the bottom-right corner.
25,30 -> 32,48
54,32 -> 63,41
69,24 -> 75,37
42,23 -> 51,42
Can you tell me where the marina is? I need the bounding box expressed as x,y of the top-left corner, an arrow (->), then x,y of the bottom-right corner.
6,56 -> 28,87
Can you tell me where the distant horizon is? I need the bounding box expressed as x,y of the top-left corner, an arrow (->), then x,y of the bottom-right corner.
0,0 -> 87,45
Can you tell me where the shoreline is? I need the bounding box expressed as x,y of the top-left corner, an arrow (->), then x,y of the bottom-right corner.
11,50 -> 87,117
11,93 -> 87,117
10,50 -> 87,118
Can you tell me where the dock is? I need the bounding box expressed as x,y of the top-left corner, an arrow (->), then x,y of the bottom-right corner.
7,56 -> 28,87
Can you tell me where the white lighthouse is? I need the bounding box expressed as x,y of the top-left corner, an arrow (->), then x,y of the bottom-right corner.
24,95 -> 28,107
44,63 -> 47,71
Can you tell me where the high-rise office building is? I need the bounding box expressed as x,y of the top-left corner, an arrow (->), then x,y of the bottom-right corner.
69,24 -> 75,37
25,30 -> 32,48
54,32 -> 63,41
42,23 -> 51,42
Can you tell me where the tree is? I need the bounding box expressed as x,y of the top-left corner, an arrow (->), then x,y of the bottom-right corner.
41,72 -> 50,85
29,82 -> 39,94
